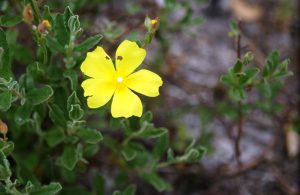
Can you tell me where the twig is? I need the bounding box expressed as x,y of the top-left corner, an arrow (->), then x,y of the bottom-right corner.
234,20 -> 243,167
271,166 -> 299,195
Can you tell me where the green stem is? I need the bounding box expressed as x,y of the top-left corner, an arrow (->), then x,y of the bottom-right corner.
28,0 -> 41,22
156,160 -> 176,169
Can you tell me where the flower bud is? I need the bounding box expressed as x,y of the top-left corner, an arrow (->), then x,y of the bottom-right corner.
150,17 -> 160,32
144,17 -> 160,33
23,4 -> 34,24
0,120 -> 8,135
38,20 -> 51,33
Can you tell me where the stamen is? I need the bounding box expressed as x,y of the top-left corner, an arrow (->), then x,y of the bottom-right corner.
117,77 -> 123,83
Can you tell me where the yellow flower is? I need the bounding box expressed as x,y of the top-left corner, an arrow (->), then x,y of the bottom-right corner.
81,40 -> 163,118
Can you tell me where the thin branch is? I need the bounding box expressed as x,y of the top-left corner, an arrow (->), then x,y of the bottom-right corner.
234,20 -> 243,167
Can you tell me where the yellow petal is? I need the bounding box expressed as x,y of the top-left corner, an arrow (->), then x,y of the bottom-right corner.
115,40 -> 146,77
111,84 -> 142,118
81,46 -> 116,80
81,79 -> 116,108
124,69 -> 163,97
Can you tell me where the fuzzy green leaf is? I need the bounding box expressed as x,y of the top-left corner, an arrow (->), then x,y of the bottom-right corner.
67,91 -> 80,110
153,133 -> 169,160
45,36 -> 64,53
0,151 -> 11,180
48,104 -> 67,128
0,91 -> 11,111
26,85 -> 53,105
61,145 -> 82,170
121,144 -> 137,161
176,147 -> 206,163
54,14 -> 69,47
77,128 -> 103,144
122,184 -> 136,195
140,172 -> 172,192
14,103 -> 32,125
140,111 -> 153,124
0,28 -> 11,80
0,141 -> 14,157
26,182 -> 62,195
232,60 -> 243,73
63,70 -> 78,91
74,34 -> 103,52
93,175 -> 105,195
136,123 -> 167,139
69,104 -> 84,121
0,15 -> 22,27
45,127 -> 65,147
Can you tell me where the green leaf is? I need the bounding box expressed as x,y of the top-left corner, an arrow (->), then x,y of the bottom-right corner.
68,15 -> 81,34
0,141 -> 14,156
112,191 -> 121,195
245,67 -> 259,78
122,184 -> 136,195
230,87 -> 245,100
121,144 -> 137,161
0,91 -> 11,111
93,175 -> 105,195
0,151 -> 11,180
67,91 -> 80,110
176,147 -> 206,163
63,6 -> 74,29
167,148 -> 175,161
77,128 -> 103,144
0,15 -> 22,27
61,145 -> 82,170
232,60 -> 243,73
14,103 -> 32,125
0,28 -> 11,80
26,182 -> 62,195
48,103 -> 67,128
45,127 -> 65,147
140,172 -> 172,192
239,67 -> 259,85
140,111 -> 153,124
26,85 -> 53,105
136,123 -> 167,139
69,104 -> 84,121
153,133 -> 168,160
228,20 -> 240,37
83,144 -> 99,157
27,62 -> 45,80
74,34 -> 103,52
63,70 -> 78,90
54,14 -> 69,47
45,36 -> 64,53
242,52 -> 254,65
220,75 -> 236,86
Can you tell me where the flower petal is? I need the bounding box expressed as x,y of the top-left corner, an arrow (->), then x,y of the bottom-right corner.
111,84 -> 142,118
124,69 -> 163,97
115,40 -> 146,77
81,46 -> 116,80
81,79 -> 116,108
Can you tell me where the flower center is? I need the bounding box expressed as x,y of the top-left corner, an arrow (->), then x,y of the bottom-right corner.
117,77 -> 123,83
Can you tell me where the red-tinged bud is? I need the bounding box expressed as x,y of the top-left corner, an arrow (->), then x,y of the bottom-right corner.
23,4 -> 34,24
38,20 -> 51,33
0,120 -> 8,135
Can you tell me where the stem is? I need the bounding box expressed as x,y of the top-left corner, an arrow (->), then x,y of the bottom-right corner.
156,160 -> 176,169
234,20 -> 243,166
235,101 -> 243,166
28,0 -> 41,22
